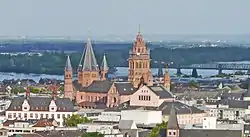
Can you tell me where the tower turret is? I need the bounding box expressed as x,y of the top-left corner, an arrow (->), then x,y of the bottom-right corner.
64,56 -> 74,100
164,64 -> 171,91
77,31 -> 100,87
100,53 -> 109,81
128,25 -> 153,88
166,103 -> 179,137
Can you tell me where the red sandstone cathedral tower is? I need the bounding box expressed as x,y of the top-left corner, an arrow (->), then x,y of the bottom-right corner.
64,56 -> 74,100
128,26 -> 153,88
77,35 -> 100,87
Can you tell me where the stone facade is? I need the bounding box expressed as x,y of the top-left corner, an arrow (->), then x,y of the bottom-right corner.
128,28 -> 153,88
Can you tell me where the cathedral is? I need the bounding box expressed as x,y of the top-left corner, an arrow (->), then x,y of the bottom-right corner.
63,27 -> 171,108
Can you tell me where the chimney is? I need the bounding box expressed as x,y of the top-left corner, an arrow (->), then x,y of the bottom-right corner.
26,87 -> 30,99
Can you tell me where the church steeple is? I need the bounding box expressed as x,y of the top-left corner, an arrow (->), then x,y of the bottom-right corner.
64,56 -> 74,100
100,53 -> 109,81
100,53 -> 109,71
77,30 -> 100,87
81,34 -> 99,71
65,56 -> 72,71
166,103 -> 179,137
128,26 -> 153,88
164,64 -> 171,91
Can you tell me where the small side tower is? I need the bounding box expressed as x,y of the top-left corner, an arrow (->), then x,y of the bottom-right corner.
166,104 -> 179,137
100,53 -> 109,81
164,64 -> 171,91
64,56 -> 74,100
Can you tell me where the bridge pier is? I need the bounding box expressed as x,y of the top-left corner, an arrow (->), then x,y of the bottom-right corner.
177,68 -> 182,76
218,69 -> 223,75
192,68 -> 198,78
218,64 -> 223,75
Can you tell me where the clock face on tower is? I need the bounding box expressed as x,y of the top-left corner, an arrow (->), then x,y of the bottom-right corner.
136,52 -> 140,56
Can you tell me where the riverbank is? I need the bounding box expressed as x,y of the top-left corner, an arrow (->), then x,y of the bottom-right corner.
0,67 -> 242,82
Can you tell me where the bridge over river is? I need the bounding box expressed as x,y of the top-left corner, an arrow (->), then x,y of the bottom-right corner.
168,63 -> 250,75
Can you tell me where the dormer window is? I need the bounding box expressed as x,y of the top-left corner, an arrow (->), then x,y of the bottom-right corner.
51,107 -> 54,110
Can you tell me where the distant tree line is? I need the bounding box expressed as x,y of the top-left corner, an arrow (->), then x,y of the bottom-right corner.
0,46 -> 250,75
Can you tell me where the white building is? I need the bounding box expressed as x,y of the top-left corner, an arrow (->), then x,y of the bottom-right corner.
203,117 -> 217,129
5,92 -> 75,127
121,110 -> 162,125
98,111 -> 121,122
77,123 -> 120,135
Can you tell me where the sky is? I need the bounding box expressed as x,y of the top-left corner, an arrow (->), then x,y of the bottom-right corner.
0,0 -> 250,38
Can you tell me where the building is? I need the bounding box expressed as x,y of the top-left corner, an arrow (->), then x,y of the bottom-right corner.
128,26 -> 153,88
159,104 -> 242,137
130,85 -> 174,107
121,110 -> 162,125
76,81 -> 136,108
64,56 -> 74,100
5,90 -> 75,127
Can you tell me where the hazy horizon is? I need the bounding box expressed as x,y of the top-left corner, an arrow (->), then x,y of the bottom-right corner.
0,0 -> 250,39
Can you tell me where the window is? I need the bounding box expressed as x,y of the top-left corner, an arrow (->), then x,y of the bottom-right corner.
24,113 -> 27,119
30,113 -> 33,118
13,113 -> 16,118
169,132 -> 172,135
57,114 -> 60,119
24,107 -> 27,110
18,113 -> 21,118
35,113 -> 38,118
51,107 -> 54,110
46,114 -> 49,118
52,114 -> 54,118
173,132 -> 176,135
41,114 -> 43,118
62,114 -> 65,118
8,113 -> 12,119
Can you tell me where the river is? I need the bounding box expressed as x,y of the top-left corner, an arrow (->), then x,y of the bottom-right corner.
0,67 -> 241,83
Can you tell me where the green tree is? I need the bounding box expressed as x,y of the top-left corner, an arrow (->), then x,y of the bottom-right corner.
149,121 -> 167,137
64,114 -> 90,127
28,86 -> 40,93
11,87 -> 26,94
188,80 -> 199,88
81,132 -> 104,137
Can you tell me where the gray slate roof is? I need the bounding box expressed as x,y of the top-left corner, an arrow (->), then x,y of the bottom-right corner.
79,38 -> 99,71
7,97 -> 74,112
118,120 -> 135,130
148,85 -> 173,99
167,104 -> 179,129
80,80 -> 114,93
100,53 -> 109,71
65,56 -> 72,71
114,82 -> 136,95
159,101 -> 204,115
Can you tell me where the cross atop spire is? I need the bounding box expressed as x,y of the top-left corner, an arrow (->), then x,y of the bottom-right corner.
100,53 -> 109,71
138,24 -> 141,34
87,28 -> 91,41
65,56 -> 72,71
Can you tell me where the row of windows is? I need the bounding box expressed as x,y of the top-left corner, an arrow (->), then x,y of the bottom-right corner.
7,113 -> 71,119
129,61 -> 149,69
138,95 -> 151,101
81,96 -> 107,103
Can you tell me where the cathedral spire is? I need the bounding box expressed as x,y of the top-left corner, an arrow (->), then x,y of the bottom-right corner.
100,53 -> 109,71
81,31 -> 99,71
65,56 -> 72,71
138,24 -> 141,34
167,103 -> 179,129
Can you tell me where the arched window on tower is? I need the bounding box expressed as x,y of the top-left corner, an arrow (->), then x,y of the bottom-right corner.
139,62 -> 142,68
136,62 -> 139,68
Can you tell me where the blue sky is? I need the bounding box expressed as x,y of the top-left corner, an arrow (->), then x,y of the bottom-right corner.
0,0 -> 249,38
